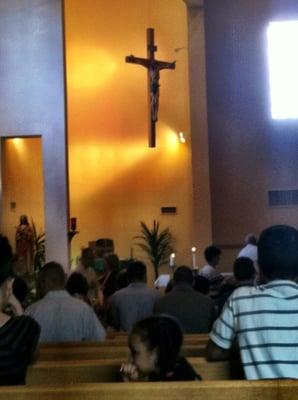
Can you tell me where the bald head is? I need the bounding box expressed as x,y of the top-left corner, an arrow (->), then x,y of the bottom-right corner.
244,234 -> 257,245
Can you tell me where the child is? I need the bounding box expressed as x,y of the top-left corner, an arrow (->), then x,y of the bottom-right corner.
121,315 -> 201,381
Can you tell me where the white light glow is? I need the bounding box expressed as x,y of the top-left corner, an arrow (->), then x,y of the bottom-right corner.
178,132 -> 186,143
267,21 -> 298,119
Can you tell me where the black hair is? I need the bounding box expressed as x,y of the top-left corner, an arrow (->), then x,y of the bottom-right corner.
204,246 -> 221,263
173,266 -> 193,285
81,247 -> 94,267
127,261 -> 147,282
116,269 -> 129,290
258,225 -> 298,280
130,315 -> 183,375
165,278 -> 174,293
13,277 -> 28,303
0,234 -> 14,286
193,275 -> 210,294
0,234 -> 13,266
38,261 -> 66,295
233,257 -> 256,281
66,273 -> 89,296
95,238 -> 114,257
104,253 -> 119,272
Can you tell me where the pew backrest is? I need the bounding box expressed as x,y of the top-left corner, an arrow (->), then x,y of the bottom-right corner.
38,343 -> 206,361
0,380 -> 296,400
40,334 -> 209,348
27,357 -> 232,384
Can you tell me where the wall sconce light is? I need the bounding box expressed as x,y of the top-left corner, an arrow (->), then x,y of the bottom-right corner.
178,132 -> 186,143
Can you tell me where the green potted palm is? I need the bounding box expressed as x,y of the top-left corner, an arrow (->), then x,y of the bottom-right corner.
135,220 -> 175,280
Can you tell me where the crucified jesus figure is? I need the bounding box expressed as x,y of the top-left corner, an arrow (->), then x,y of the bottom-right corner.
125,28 -> 176,147
126,55 -> 175,122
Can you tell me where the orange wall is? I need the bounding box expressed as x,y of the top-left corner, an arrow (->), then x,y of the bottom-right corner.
1,137 -> 44,250
64,0 -> 194,277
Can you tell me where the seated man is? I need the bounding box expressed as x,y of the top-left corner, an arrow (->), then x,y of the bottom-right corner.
25,262 -> 106,342
0,234 -> 40,386
108,261 -> 161,332
74,247 -> 102,305
216,256 -> 256,316
207,225 -> 298,380
154,266 -> 214,333
199,245 -> 224,297
237,233 -> 259,279
66,272 -> 91,305
237,233 -> 258,264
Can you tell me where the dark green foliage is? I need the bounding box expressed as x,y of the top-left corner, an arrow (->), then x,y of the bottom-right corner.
31,220 -> 45,273
135,220 -> 174,279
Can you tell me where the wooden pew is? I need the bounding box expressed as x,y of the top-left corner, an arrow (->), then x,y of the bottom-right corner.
104,333 -> 209,345
41,333 -> 209,347
27,357 -> 231,384
38,343 -> 206,361
0,380 -> 296,400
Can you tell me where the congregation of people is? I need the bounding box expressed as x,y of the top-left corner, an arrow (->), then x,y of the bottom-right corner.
0,224 -> 298,385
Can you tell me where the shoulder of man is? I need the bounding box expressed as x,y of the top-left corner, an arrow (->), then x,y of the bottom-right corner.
24,298 -> 44,315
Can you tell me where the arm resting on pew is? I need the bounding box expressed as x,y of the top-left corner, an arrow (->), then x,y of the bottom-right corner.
206,339 -> 230,361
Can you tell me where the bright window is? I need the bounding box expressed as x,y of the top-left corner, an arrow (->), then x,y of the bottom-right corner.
267,20 -> 298,119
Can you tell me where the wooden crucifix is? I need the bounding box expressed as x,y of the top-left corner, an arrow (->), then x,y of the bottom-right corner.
126,28 -> 176,147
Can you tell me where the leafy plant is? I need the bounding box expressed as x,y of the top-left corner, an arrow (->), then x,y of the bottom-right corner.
31,220 -> 45,273
135,220 -> 174,279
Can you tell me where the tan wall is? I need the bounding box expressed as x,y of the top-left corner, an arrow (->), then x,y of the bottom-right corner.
185,0 -> 213,263
64,0 -> 197,281
205,0 -> 298,267
1,137 -> 44,251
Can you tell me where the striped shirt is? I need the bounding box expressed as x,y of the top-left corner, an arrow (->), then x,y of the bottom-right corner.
0,315 -> 40,385
210,280 -> 298,380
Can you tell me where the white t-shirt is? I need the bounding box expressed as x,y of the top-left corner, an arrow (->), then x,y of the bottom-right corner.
199,264 -> 221,281
237,244 -> 258,263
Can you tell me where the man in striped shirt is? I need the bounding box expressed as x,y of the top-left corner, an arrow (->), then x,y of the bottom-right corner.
207,225 -> 298,380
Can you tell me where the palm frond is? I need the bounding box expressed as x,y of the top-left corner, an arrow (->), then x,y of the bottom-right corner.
31,219 -> 45,272
134,220 -> 175,279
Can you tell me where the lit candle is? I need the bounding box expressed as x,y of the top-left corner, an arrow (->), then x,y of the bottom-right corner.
191,247 -> 196,269
169,253 -> 176,268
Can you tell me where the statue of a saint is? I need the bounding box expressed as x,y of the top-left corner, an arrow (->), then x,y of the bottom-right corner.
15,215 -> 33,274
